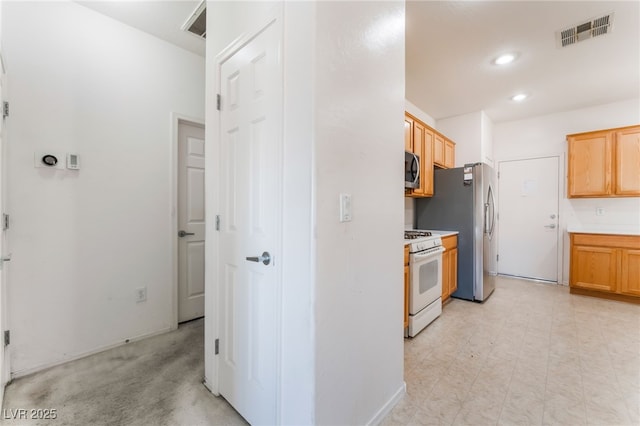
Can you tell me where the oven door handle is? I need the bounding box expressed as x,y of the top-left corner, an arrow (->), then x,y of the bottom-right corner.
411,247 -> 445,258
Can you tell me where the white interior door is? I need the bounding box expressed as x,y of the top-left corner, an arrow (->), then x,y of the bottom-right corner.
178,121 -> 206,323
498,157 -> 559,282
218,18 -> 282,425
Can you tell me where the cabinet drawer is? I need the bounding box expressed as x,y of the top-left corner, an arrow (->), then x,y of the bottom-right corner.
572,233 -> 640,249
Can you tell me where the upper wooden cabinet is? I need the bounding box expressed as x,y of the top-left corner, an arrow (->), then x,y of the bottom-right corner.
405,112 -> 456,198
615,127 -> 640,195
433,134 -> 455,169
404,117 -> 413,152
433,133 -> 445,166
444,139 -> 455,169
567,125 -> 640,198
412,121 -> 428,197
405,113 -> 433,198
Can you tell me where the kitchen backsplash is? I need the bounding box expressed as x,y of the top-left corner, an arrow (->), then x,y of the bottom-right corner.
405,197 -> 415,229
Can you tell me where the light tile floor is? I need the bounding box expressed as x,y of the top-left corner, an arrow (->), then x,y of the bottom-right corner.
384,276 -> 640,426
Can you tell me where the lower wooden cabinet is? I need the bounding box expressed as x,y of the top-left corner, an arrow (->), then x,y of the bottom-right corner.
570,233 -> 640,303
404,246 -> 410,328
621,249 -> 640,296
441,235 -> 458,303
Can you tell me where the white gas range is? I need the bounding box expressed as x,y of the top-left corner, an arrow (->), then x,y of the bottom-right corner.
404,230 -> 444,337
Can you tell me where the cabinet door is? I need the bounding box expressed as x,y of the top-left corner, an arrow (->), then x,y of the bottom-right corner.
620,249 -> 640,296
422,127 -> 434,196
615,127 -> 640,196
571,245 -> 618,292
441,249 -> 450,301
444,140 -> 455,169
404,117 -> 413,152
449,248 -> 458,295
433,133 -> 445,166
404,266 -> 410,328
412,121 -> 426,196
568,131 -> 612,197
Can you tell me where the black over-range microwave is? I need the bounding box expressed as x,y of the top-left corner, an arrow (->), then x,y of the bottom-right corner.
405,151 -> 420,189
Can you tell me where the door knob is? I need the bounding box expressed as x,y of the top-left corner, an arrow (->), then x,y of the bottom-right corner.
246,251 -> 271,266
178,230 -> 195,237
544,224 -> 556,229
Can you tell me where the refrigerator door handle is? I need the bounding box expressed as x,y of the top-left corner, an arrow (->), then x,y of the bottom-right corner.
484,203 -> 490,234
486,185 -> 496,239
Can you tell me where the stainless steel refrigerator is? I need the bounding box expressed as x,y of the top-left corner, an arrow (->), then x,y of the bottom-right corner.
415,163 -> 497,302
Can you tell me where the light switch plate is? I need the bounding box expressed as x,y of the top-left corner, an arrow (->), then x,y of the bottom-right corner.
339,193 -> 352,222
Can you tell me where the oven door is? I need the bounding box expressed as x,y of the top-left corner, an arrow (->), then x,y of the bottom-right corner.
409,248 -> 443,315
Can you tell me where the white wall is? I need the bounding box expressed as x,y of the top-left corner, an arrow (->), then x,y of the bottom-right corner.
3,1 -> 205,375
436,111 -> 494,167
405,99 -> 435,127
314,1 -> 405,424
481,111 -> 494,167
494,98 -> 640,283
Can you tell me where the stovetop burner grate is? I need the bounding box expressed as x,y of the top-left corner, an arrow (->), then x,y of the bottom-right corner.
404,230 -> 432,239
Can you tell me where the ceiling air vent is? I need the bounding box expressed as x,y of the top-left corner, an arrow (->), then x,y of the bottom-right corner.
182,1 -> 206,39
556,13 -> 613,48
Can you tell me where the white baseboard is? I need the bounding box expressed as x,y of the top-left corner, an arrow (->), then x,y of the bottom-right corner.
366,381 -> 406,426
11,326 -> 173,380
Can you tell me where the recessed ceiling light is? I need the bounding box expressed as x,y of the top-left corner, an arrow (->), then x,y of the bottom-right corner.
511,93 -> 528,102
493,53 -> 517,65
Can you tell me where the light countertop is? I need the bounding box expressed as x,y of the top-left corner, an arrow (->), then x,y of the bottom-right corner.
567,224 -> 640,236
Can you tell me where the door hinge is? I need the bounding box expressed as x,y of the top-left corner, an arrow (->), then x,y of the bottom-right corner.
497,171 -> 500,179
214,338 -> 219,355
216,94 -> 221,111
2,213 -> 8,231
215,215 -> 220,231
2,101 -> 8,118
497,254 -> 499,262
4,330 -> 9,346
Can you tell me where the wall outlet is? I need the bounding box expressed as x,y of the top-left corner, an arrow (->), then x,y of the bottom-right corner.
135,287 -> 147,303
596,207 -> 605,216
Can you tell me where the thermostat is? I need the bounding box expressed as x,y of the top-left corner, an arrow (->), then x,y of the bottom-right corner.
41,154 -> 58,167
34,151 -> 65,169
66,153 -> 80,170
